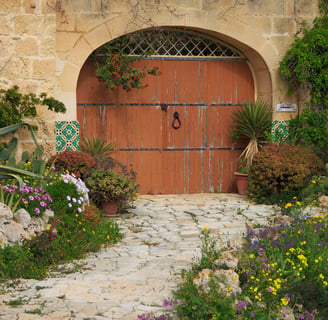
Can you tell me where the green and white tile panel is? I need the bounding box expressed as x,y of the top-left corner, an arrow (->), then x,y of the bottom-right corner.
55,121 -> 79,153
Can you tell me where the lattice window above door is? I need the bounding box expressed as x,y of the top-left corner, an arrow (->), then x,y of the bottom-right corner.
94,28 -> 245,60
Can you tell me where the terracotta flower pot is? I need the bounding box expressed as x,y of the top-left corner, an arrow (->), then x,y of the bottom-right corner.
234,172 -> 249,195
102,200 -> 119,216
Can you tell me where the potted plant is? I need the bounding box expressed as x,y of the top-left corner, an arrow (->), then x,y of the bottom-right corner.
231,100 -> 272,195
86,168 -> 139,216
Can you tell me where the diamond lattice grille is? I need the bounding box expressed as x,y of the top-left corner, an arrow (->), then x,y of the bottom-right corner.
96,29 -> 245,59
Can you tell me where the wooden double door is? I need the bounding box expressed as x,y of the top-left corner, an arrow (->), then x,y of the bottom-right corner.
77,58 -> 254,194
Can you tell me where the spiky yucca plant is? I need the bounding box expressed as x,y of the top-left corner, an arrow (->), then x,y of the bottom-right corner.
232,100 -> 272,170
80,136 -> 115,166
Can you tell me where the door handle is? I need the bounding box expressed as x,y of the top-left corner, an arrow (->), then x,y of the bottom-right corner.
172,111 -> 181,129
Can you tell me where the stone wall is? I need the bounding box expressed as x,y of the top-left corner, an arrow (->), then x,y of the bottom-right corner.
0,0 -> 320,156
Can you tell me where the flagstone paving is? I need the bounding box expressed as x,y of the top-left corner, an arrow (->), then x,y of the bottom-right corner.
0,194 -> 281,320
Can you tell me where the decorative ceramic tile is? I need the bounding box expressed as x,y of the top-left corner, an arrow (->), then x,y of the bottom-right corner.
271,120 -> 289,142
55,121 -> 79,153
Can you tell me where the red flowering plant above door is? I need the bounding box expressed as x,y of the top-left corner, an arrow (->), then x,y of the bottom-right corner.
93,45 -> 161,92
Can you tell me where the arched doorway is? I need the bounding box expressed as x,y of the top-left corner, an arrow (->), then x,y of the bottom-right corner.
77,28 -> 254,194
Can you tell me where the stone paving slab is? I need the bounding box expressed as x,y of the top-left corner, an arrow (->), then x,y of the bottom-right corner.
0,194 -> 280,320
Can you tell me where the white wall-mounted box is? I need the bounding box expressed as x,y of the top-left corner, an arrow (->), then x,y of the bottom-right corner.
276,103 -> 297,113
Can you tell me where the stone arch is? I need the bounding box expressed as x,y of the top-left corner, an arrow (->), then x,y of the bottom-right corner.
57,12 -> 273,119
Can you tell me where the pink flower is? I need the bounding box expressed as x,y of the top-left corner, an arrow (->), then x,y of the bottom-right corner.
34,208 -> 41,214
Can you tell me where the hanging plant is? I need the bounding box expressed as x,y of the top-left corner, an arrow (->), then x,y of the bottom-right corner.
94,52 -> 161,92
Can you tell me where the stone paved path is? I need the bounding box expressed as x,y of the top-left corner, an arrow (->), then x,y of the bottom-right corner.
0,194 -> 280,320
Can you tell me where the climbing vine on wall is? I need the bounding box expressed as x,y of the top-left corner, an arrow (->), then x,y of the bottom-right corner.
279,3 -> 328,111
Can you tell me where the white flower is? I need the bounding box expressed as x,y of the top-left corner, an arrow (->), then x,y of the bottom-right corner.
68,203 -> 72,207
66,195 -> 71,201
77,207 -> 82,213
72,198 -> 77,203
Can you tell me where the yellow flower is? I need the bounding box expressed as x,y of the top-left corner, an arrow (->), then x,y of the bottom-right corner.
45,224 -> 52,230
312,180 -> 316,183
281,297 -> 289,306
319,274 -> 325,280
296,201 -> 301,206
284,203 -> 293,208
249,254 -> 255,259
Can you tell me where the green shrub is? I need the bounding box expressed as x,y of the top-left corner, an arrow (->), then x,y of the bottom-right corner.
248,143 -> 325,202
47,150 -> 96,180
86,168 -> 138,209
288,108 -> 328,163
172,229 -> 236,320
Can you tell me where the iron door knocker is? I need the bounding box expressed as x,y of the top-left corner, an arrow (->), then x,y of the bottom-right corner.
172,111 -> 181,130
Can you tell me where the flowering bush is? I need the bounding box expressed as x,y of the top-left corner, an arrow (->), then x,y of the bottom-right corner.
95,53 -> 161,92
237,211 -> 328,319
44,174 -> 84,226
0,183 -> 52,216
60,173 -> 89,206
47,150 -> 96,179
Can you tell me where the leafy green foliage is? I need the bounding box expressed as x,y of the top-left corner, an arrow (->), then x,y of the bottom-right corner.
0,86 -> 66,128
47,150 -> 96,179
172,230 -> 235,320
288,108 -> 328,162
238,213 -> 328,319
0,173 -> 122,280
86,168 -> 138,208
279,16 -> 328,110
80,136 -> 115,167
300,176 -> 328,204
232,100 -> 272,169
248,143 -> 325,202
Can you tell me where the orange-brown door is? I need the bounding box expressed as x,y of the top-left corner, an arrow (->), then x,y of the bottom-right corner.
77,58 -> 254,194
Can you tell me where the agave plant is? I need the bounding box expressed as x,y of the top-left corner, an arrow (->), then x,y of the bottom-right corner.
80,136 -> 115,166
232,100 -> 272,170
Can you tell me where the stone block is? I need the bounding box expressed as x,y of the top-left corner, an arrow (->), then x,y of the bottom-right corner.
167,0 -> 201,8
24,0 -> 38,14
272,17 -> 296,35
14,208 -> 32,229
5,220 -> 28,243
59,63 -> 80,91
247,0 -> 285,15
0,202 -> 13,225
56,32 -> 81,53
84,23 -> 111,49
15,38 -> 39,57
33,59 -> 56,78
295,0 -> 319,17
40,38 -> 55,57
68,37 -> 93,67
0,0 -> 20,13
76,13 -> 104,33
0,16 -> 11,35
14,15 -> 44,35
56,9 -> 76,32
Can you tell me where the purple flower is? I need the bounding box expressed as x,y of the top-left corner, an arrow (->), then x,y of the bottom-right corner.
40,201 -> 46,207
34,208 -> 41,214
21,198 -> 28,204
29,195 -> 34,201
250,312 -> 255,318
8,189 -> 14,194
